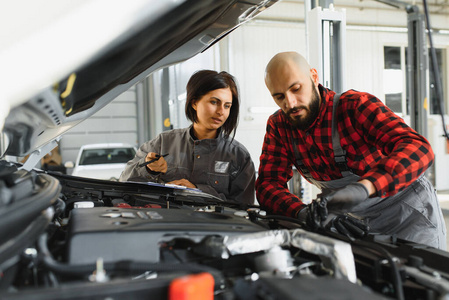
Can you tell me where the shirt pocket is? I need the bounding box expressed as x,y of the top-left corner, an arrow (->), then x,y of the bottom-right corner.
207,173 -> 230,194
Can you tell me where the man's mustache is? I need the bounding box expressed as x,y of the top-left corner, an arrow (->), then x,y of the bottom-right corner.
287,106 -> 308,116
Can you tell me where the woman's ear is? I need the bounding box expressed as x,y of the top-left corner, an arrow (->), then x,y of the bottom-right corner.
191,100 -> 197,111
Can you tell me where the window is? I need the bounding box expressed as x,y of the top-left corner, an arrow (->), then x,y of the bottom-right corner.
383,46 -> 447,116
79,148 -> 136,165
383,46 -> 404,114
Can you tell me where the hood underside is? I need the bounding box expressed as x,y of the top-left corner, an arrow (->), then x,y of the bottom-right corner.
1,0 -> 277,158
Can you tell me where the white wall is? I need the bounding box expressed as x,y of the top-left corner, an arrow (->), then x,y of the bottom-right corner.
229,22 -> 307,171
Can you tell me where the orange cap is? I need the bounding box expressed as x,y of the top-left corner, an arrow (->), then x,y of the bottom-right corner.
169,272 -> 214,300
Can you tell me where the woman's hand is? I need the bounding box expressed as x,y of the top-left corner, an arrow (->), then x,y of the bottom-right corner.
145,152 -> 168,173
166,179 -> 196,189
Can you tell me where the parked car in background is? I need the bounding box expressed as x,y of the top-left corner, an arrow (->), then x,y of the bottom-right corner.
65,143 -> 136,181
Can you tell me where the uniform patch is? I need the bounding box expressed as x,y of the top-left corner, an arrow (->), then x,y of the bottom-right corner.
215,161 -> 229,173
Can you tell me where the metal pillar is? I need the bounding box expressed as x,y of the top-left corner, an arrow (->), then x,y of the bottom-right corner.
160,68 -> 173,132
306,5 -> 346,93
407,6 -> 428,138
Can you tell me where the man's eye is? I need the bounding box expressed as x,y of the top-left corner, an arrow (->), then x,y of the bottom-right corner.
275,96 -> 284,101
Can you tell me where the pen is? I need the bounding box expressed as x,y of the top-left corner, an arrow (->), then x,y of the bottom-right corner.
139,153 -> 169,168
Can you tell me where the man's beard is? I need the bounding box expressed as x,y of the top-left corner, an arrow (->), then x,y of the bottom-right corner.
285,85 -> 321,130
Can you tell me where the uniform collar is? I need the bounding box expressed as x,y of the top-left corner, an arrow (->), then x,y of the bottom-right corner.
188,125 -> 223,141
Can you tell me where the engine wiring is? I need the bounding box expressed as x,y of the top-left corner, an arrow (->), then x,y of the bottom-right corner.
254,211 -> 405,300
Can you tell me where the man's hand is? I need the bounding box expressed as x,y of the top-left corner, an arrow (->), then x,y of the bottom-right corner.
322,182 -> 370,210
325,214 -> 370,240
297,199 -> 328,231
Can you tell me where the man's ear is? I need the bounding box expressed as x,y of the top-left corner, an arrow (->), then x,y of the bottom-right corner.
310,68 -> 319,86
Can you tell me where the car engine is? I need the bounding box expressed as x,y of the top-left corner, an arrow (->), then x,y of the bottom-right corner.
2,161 -> 449,300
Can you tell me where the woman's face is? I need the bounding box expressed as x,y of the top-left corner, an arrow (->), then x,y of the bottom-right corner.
192,87 -> 233,132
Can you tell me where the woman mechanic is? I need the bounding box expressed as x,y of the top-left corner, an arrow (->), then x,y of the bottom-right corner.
119,70 -> 256,204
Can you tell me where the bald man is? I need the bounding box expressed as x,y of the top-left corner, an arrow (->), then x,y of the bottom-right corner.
256,51 -> 447,249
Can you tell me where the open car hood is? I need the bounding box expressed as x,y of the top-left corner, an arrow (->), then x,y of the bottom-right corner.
1,0 -> 277,159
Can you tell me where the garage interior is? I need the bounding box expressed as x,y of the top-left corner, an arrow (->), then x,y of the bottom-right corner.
2,0 -> 449,298
2,0 -> 449,244
51,0 -> 449,247
59,0 -> 449,189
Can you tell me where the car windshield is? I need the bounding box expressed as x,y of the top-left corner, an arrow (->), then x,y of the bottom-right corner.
79,148 -> 136,165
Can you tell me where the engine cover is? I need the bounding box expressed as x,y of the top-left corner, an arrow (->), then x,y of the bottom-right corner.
67,207 -> 263,265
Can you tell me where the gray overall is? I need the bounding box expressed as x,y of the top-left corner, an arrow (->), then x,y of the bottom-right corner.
293,94 -> 447,250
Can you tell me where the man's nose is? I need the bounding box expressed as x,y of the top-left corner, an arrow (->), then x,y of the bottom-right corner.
285,93 -> 297,110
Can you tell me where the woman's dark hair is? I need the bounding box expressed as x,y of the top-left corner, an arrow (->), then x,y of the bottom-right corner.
185,70 -> 240,138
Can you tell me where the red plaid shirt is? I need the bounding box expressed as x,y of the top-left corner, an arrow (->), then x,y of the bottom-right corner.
255,85 -> 434,218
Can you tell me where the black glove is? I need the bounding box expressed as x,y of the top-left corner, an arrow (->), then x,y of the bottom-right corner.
325,213 -> 370,240
297,199 -> 328,231
322,182 -> 370,211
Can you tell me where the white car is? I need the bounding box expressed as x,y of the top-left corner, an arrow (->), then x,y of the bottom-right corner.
65,143 -> 136,181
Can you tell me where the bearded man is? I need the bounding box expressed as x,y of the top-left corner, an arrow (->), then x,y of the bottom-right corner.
256,51 -> 447,249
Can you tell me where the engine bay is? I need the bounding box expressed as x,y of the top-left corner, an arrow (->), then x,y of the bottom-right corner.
2,161 -> 449,300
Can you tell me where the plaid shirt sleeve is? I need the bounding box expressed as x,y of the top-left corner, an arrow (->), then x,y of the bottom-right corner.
255,112 -> 306,218
343,91 -> 435,197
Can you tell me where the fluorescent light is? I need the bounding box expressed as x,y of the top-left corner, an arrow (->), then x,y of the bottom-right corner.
177,92 -> 186,101
347,25 -> 408,33
248,106 -> 279,114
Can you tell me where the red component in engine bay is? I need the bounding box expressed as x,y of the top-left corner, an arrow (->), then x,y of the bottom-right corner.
114,203 -> 162,209
169,272 -> 214,300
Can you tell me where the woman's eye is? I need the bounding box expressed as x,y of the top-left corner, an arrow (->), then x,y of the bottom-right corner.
210,100 -> 217,105
225,104 -> 231,109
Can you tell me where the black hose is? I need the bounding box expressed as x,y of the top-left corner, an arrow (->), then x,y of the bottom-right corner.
350,238 -> 405,300
53,198 -> 66,217
0,212 -> 52,266
0,173 -> 61,244
255,213 -> 404,300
